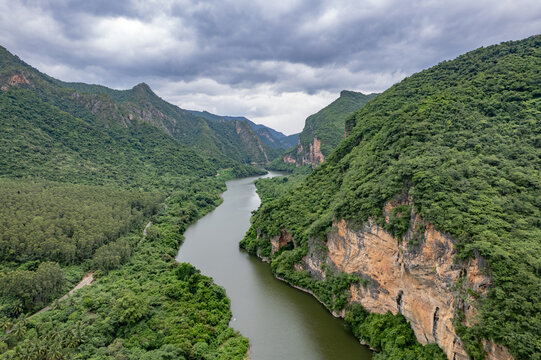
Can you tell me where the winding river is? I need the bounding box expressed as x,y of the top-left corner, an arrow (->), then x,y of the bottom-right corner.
176,171 -> 372,360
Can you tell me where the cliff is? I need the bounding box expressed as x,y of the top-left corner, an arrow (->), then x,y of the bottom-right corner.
282,90 -> 377,168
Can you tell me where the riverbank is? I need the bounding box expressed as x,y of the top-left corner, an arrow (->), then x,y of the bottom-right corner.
177,172 -> 372,360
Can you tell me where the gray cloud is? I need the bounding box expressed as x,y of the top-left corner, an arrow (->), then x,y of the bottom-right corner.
0,0 -> 539,133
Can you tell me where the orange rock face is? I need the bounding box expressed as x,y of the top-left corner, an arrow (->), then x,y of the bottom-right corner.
307,137 -> 325,167
283,154 -> 297,164
283,137 -> 325,168
270,228 -> 294,255
295,200 -> 512,360
8,74 -> 30,85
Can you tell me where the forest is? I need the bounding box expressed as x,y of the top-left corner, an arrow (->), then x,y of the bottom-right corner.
0,175 -> 250,359
243,35 -> 541,359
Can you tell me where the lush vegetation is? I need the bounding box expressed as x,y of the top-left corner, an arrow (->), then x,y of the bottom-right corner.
0,179 -> 162,314
0,177 -> 249,359
345,305 -> 446,360
0,88 -> 216,189
243,35 -> 541,359
0,44 -> 276,359
188,110 -> 299,150
1,44 -> 271,168
285,90 -> 377,162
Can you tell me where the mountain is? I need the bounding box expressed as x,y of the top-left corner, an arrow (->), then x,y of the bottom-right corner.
0,45 -> 271,172
188,110 -> 299,149
277,90 -> 377,168
242,35 -> 541,360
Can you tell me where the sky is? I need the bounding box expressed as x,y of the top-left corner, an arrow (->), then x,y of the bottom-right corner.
0,1 -> 540,134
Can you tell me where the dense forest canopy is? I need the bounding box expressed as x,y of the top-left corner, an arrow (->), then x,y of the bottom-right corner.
0,176 -> 250,359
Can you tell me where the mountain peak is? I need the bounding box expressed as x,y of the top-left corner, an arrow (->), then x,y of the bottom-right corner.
132,82 -> 152,92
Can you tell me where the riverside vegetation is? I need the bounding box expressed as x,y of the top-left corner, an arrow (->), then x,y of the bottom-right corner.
0,45 -> 266,358
243,35 -> 541,359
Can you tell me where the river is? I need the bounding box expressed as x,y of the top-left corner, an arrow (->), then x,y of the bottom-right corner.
176,171 -> 372,360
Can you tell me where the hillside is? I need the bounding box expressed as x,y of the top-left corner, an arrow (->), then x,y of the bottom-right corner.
242,35 -> 541,359
276,90 -> 377,169
189,110 -> 299,150
0,45 -> 270,168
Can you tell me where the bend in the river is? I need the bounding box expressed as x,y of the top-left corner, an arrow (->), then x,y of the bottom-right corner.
176,171 -> 372,360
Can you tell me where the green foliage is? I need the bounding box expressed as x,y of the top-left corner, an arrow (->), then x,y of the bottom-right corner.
265,156 -> 298,172
0,88 -> 217,189
345,305 -> 447,360
0,179 -> 161,265
93,240 -> 133,271
293,90 -> 378,158
0,177 -> 249,359
0,44 -> 271,359
245,35 -> 541,358
0,262 -> 64,314
384,205 -> 412,239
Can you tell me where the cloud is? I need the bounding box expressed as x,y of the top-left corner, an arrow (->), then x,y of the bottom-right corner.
0,0 -> 539,134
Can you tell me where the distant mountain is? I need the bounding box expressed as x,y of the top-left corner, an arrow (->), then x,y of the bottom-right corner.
189,110 -> 299,150
274,90 -> 377,169
0,45 -> 272,178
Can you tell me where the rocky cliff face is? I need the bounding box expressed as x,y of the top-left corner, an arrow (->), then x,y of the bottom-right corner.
284,137 -> 326,168
275,198 -> 513,360
280,90 -> 377,169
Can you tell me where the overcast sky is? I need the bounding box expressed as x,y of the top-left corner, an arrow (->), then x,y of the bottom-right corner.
1,1 -> 539,134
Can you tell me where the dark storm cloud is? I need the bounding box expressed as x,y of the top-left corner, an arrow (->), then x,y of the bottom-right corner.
0,0 -> 539,133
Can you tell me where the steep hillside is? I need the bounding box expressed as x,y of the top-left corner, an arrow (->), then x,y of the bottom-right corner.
278,90 -> 377,168
0,87 -> 215,188
189,110 -> 299,150
0,45 -> 270,166
242,35 -> 541,359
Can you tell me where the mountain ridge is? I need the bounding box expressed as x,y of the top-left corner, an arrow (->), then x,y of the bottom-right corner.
188,109 -> 299,150
276,90 -> 378,169
0,46 -> 272,167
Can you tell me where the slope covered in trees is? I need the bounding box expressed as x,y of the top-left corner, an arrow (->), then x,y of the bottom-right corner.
271,90 -> 377,169
0,176 -> 249,359
243,35 -> 541,359
189,110 -> 299,150
0,45 -> 271,167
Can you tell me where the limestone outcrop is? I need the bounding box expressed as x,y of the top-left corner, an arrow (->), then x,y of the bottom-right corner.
287,198 -> 513,360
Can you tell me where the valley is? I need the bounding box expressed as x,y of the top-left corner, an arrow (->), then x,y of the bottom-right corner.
0,18 -> 539,360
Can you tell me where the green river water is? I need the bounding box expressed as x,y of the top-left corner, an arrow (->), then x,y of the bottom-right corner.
176,171 -> 372,360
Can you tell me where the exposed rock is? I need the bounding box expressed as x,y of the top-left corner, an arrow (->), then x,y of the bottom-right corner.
285,137 -> 326,168
299,238 -> 327,280
270,228 -> 294,255
318,204 -> 511,360
305,137 -> 325,168
8,74 -> 30,86
235,120 -> 269,163
283,154 -> 296,164
483,340 -> 514,360
281,195 -> 513,360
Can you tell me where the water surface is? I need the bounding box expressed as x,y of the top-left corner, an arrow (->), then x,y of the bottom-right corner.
176,171 -> 372,360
